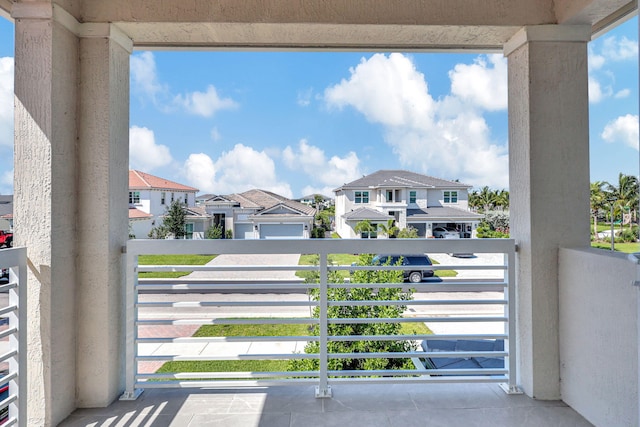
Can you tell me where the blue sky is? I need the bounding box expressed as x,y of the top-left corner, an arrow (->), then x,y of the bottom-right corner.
0,17 -> 638,198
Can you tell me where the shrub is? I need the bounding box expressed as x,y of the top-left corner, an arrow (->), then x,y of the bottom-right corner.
206,224 -> 224,239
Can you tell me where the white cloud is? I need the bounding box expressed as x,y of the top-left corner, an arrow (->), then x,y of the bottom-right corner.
129,126 -> 173,171
324,53 -> 509,188
602,36 -> 638,61
614,88 -> 630,99
601,114 -> 639,151
173,85 -> 238,117
297,88 -> 313,107
449,54 -> 508,111
0,57 -> 14,148
588,76 -> 609,104
282,139 -> 362,195
130,52 -> 167,103
183,144 -> 292,197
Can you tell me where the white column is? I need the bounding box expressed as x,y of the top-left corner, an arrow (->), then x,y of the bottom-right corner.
505,25 -> 592,400
76,24 -> 131,407
13,4 -> 79,425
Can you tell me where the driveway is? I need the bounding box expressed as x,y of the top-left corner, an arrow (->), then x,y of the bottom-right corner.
185,253 -> 301,281
429,252 -> 506,279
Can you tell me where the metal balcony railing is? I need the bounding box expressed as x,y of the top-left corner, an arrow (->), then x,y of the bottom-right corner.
122,238 -> 517,400
0,247 -> 27,426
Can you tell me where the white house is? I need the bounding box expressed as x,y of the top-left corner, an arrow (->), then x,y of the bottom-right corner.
201,189 -> 316,239
128,170 -> 206,238
334,170 -> 484,238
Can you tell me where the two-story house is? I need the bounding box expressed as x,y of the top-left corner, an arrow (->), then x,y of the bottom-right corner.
334,170 -> 483,238
200,189 -> 316,239
128,170 -> 208,238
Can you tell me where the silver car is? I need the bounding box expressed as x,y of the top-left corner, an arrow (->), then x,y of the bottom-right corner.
432,226 -> 460,238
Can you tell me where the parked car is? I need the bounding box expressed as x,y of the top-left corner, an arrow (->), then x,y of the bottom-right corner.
372,254 -> 435,283
432,227 -> 460,238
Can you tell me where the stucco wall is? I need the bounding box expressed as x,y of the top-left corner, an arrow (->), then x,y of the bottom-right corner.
559,247 -> 639,427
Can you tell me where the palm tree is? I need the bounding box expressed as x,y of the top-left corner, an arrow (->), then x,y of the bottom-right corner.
473,186 -> 496,212
494,189 -> 509,211
606,173 -> 639,234
354,220 -> 377,239
377,219 -> 399,238
590,181 -> 606,238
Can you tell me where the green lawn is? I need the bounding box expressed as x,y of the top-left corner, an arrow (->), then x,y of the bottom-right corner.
591,242 -> 639,253
156,321 -> 432,375
138,254 -> 217,278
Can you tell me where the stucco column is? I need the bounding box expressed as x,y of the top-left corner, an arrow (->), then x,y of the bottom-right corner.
76,25 -> 131,407
505,25 -> 591,400
13,4 -> 79,425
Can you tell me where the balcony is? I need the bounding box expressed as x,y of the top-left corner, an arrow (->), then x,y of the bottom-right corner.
2,235 -> 638,426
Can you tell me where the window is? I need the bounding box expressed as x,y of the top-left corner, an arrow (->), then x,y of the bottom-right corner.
161,192 -> 166,205
129,191 -> 140,204
184,193 -> 189,205
355,191 -> 369,204
409,191 -> 416,204
444,191 -> 458,204
386,190 -> 393,202
184,223 -> 194,239
171,192 -> 175,203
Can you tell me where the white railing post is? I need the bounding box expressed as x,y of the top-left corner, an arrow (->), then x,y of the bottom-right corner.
11,248 -> 27,426
120,245 -> 143,400
315,252 -> 332,398
500,244 -> 521,394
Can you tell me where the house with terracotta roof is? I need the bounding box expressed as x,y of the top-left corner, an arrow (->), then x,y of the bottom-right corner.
128,170 -> 207,238
0,195 -> 13,231
334,170 -> 483,238
200,189 -> 316,239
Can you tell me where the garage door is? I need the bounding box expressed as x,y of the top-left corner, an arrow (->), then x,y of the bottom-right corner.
259,224 -> 304,239
235,224 -> 255,239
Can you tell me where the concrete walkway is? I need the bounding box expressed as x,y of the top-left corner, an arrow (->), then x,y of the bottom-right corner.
185,253 -> 301,281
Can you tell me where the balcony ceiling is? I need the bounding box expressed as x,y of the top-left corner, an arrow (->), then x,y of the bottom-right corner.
3,0 -> 637,50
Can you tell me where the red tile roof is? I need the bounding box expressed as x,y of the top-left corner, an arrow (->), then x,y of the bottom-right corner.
129,207 -> 153,219
129,170 -> 198,192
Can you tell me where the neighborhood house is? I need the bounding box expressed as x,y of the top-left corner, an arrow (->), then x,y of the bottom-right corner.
334,170 -> 483,238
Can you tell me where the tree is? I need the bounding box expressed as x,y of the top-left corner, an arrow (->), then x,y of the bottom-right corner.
206,224 -> 224,239
290,254 -> 414,373
396,226 -> 418,238
590,181 -> 606,239
161,199 -> 187,239
354,220 -> 377,238
377,218 -> 399,238
606,173 -> 639,235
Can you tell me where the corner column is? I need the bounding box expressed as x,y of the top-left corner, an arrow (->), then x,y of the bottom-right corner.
505,25 -> 591,399
76,24 -> 131,407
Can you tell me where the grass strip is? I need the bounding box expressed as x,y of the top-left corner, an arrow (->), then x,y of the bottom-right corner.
138,254 -> 217,279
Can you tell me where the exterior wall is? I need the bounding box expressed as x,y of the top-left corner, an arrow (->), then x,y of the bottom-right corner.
131,189 -> 197,216
426,188 -> 469,209
506,26 -> 591,399
14,12 -> 80,425
559,248 -> 638,427
130,218 -> 154,238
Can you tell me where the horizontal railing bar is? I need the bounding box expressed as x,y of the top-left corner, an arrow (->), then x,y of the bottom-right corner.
0,349 -> 18,364
0,326 -> 17,341
326,376 -> 508,385
327,351 -> 507,359
138,371 -> 319,379
136,379 -> 320,388
137,301 -> 317,308
138,318 -> 317,326
138,336 -> 316,343
136,283 -> 316,290
136,354 -> 318,361
0,393 -> 17,413
0,282 -> 16,293
0,304 -> 17,318
328,316 -> 507,324
327,368 -> 508,376
0,372 -> 17,387
329,299 -> 506,307
139,264 -> 309,272
328,281 -> 508,289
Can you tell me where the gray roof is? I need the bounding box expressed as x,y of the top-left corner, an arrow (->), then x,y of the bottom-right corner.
407,206 -> 483,220
342,207 -> 392,221
229,189 -> 316,216
334,170 -> 471,192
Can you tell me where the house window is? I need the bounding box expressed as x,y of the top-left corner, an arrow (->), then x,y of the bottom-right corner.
171,192 -> 175,203
161,192 -> 166,205
184,193 -> 189,205
444,191 -> 458,203
409,191 -> 416,204
386,190 -> 393,202
184,223 -> 194,239
355,191 -> 369,204
129,191 -> 140,204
